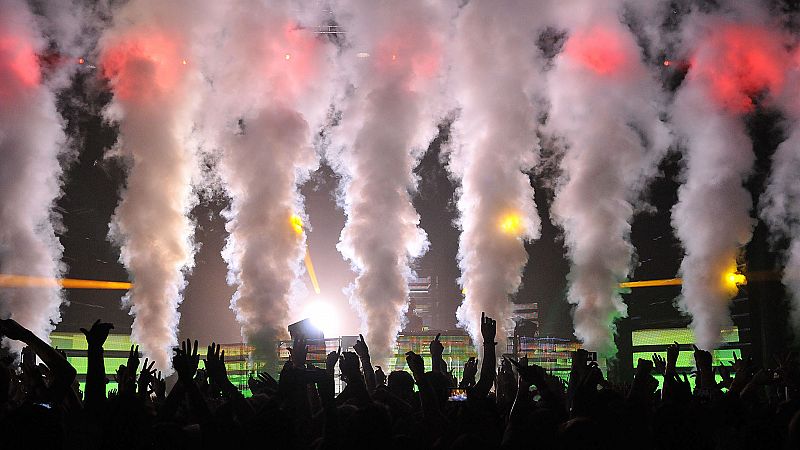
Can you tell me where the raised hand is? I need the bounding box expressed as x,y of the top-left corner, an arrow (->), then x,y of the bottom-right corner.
652,353 -> 667,375
204,342 -> 228,385
137,358 -> 156,399
259,372 -> 278,389
353,334 -> 370,359
339,351 -> 361,382
717,363 -> 733,388
430,333 -> 444,358
375,365 -> 386,386
505,356 -> 545,387
173,339 -> 199,383
692,344 -> 717,392
481,312 -> 497,346
80,320 -> 114,349
692,344 -> 712,369
405,351 -> 425,378
666,341 -> 680,372
460,357 -> 478,388
152,371 -> 166,401
326,347 -> 341,374
126,345 -> 141,375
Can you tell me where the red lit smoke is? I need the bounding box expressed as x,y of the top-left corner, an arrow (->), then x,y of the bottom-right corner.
100,31 -> 185,102
259,21 -> 325,103
0,36 -> 40,94
563,25 -> 637,78
0,0 -> 66,352
688,23 -> 788,113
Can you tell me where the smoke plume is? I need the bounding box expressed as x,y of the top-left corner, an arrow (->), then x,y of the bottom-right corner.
0,0 -> 67,350
328,0 -> 449,362
671,10 -> 787,350
545,4 -> 669,355
200,1 -> 333,360
761,43 -> 800,335
99,1 -> 214,371
448,0 -> 544,350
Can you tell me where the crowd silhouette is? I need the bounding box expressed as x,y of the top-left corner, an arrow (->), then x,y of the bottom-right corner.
1,313 -> 800,449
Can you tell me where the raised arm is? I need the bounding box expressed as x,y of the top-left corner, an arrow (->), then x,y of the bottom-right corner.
0,318 -> 76,399
473,312 -> 497,398
205,342 -> 254,420
406,350 -> 441,419
173,339 -> 210,423
80,319 -> 114,409
430,333 -> 447,374
354,334 -> 376,392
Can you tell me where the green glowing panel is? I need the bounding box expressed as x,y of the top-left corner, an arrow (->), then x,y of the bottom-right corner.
632,327 -> 739,347
51,332 -> 135,352
66,356 -> 130,375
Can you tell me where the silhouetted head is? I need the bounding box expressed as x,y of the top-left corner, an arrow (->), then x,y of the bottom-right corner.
388,370 -> 414,400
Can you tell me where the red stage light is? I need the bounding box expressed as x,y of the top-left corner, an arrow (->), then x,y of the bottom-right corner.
564,25 -> 634,77
100,32 -> 184,101
689,23 -> 789,112
0,36 -> 40,89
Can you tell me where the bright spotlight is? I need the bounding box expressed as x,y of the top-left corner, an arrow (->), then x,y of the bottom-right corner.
725,272 -> 746,287
304,300 -> 339,337
290,214 -> 304,235
499,214 -> 522,235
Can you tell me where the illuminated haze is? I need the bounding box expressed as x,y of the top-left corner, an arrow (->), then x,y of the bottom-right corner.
99,0 -> 214,371
327,0 -> 450,362
0,0 -> 67,352
449,0 -> 543,352
670,5 -> 786,350
200,1 -> 334,360
545,3 -> 669,355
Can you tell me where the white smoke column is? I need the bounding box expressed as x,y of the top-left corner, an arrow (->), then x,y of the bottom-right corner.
545,5 -> 669,355
329,0 -> 449,362
671,14 -> 788,350
99,1 -> 213,371
448,0 -> 544,350
0,0 -> 66,350
761,46 -> 800,333
201,2 -> 333,359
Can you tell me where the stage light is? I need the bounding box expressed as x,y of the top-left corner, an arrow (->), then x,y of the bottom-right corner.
284,53 -> 292,61
289,214 -> 321,294
0,274 -> 131,290
499,214 -> 522,235
78,57 -> 85,65
726,272 -> 746,287
303,300 -> 338,336
290,214 -> 304,235
356,52 -> 370,58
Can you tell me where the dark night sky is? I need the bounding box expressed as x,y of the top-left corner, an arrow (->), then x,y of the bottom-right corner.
54,71 -> 696,346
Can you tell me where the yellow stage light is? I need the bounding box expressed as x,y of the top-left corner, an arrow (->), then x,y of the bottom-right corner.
618,278 -> 683,289
290,214 -> 304,235
289,214 -> 321,294
0,274 -> 131,290
726,272 -> 747,286
304,252 -> 321,295
499,214 -> 522,235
